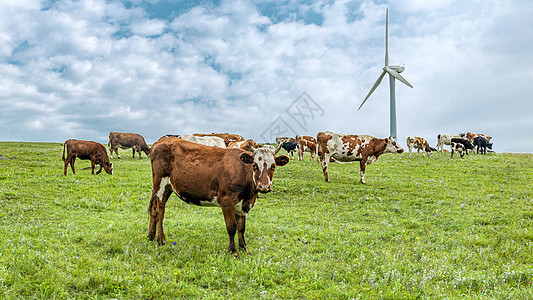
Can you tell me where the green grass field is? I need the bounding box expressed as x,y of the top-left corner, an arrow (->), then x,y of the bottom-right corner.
0,141 -> 532,299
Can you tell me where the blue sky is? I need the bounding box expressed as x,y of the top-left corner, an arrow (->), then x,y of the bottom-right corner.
1,0 -> 532,152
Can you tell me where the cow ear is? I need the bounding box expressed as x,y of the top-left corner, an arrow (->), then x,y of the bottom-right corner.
275,155 -> 290,167
239,152 -> 254,164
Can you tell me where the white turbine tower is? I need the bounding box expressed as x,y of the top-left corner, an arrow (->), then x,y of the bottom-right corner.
358,9 -> 413,139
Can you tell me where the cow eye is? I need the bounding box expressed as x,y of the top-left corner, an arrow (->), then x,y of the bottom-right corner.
253,164 -> 259,170
271,165 -> 275,170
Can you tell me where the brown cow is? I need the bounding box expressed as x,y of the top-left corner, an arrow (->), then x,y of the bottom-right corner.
465,132 -> 492,143
317,131 -> 404,184
148,136 -> 289,257
108,132 -> 150,159
62,139 -> 113,175
193,133 -> 244,147
227,139 -> 261,152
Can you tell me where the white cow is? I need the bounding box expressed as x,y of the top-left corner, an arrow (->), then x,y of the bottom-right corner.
435,133 -> 465,152
177,135 -> 226,148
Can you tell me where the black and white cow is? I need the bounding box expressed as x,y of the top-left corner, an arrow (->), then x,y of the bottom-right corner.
280,142 -> 298,158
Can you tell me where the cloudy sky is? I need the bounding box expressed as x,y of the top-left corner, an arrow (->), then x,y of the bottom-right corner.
1,0 -> 532,152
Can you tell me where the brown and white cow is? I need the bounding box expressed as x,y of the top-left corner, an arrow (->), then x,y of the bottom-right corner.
466,132 -> 492,143
193,133 -> 244,147
296,136 -> 317,161
275,136 -> 295,146
228,139 -> 261,152
406,136 -> 433,157
148,136 -> 289,257
62,139 -> 113,175
108,132 -> 150,159
317,131 -> 404,184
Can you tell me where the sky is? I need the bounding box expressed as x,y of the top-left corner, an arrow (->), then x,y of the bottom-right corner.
1,0 -> 532,153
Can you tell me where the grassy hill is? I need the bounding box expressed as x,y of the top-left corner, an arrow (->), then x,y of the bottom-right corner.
0,141 -> 532,299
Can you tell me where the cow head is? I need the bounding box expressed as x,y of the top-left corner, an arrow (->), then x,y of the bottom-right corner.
240,148 -> 289,193
384,137 -> 404,154
142,145 -> 151,157
103,161 -> 113,174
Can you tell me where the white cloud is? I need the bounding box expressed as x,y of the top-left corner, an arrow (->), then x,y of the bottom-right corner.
0,0 -> 531,152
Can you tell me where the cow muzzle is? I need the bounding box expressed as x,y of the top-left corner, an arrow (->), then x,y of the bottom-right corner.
257,184 -> 272,193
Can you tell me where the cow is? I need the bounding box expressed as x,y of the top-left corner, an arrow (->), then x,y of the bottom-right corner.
62,139 -> 113,175
317,131 -> 404,184
406,136 -> 433,157
435,133 -> 466,152
147,136 -> 289,257
281,141 -> 298,158
466,132 -> 492,143
450,138 -> 475,157
297,138 -> 317,161
108,132 -> 150,159
276,136 -> 295,146
451,141 -> 466,158
228,139 -> 261,152
473,136 -> 493,154
177,135 -> 226,148
193,133 -> 244,147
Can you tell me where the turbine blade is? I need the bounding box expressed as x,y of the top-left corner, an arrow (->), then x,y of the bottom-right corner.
384,66 -> 413,88
385,8 -> 389,67
358,70 -> 387,110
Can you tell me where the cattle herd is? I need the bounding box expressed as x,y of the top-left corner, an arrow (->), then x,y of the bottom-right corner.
60,130 -> 493,256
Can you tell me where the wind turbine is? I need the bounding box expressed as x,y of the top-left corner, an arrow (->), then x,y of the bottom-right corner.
358,9 -> 413,139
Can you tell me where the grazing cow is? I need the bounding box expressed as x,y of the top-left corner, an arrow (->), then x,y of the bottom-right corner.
193,133 -> 244,147
466,132 -> 492,143
147,136 -> 289,257
450,138 -> 475,156
406,136 -> 433,157
297,138 -> 317,161
177,135 -> 226,148
108,132 -> 150,159
281,141 -> 298,158
451,141 -> 466,158
228,139 -> 261,152
317,131 -> 404,184
62,139 -> 113,175
435,133 -> 466,151
473,136 -> 493,154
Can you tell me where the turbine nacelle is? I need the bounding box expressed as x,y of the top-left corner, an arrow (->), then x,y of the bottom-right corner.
388,65 -> 405,73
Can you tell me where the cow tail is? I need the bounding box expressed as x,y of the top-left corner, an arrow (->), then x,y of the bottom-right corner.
147,187 -> 156,216
62,142 -> 67,161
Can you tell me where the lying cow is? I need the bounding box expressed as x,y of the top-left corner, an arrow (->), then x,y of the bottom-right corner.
177,134 -> 226,148
148,136 -> 289,257
317,131 -> 404,184
436,133 -> 465,152
473,136 -> 493,154
280,141 -> 298,158
62,139 -> 113,175
108,132 -> 150,159
406,136 -> 433,157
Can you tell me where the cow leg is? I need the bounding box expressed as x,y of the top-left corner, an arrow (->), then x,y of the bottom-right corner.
236,214 -> 247,253
359,159 -> 367,184
148,177 -> 172,245
64,155 -> 73,175
132,148 -> 136,159
320,154 -> 331,182
221,205 -> 238,257
115,148 -> 121,159
70,157 -> 76,175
